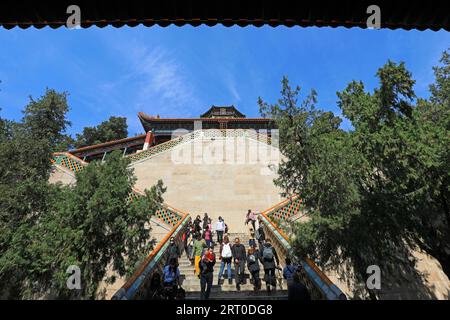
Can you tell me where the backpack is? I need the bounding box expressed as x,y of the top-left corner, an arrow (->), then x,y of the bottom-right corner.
169,244 -> 178,257
284,265 -> 297,279
221,243 -> 232,258
249,254 -> 256,263
263,246 -> 274,261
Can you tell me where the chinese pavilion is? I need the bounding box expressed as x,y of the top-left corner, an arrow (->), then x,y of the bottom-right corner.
69,105 -> 276,162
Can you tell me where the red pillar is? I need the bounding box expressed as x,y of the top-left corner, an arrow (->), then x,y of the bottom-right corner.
143,131 -> 155,150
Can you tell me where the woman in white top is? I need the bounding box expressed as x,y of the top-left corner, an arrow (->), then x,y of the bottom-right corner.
215,216 -> 225,244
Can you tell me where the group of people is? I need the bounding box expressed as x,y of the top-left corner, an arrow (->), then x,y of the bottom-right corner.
159,211 -> 311,300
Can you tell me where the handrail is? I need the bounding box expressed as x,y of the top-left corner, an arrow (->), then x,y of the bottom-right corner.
128,188 -> 183,226
53,152 -> 89,165
258,197 -> 346,300
112,211 -> 191,300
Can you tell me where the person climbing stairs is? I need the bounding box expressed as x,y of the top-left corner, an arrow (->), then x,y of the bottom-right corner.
178,233 -> 288,300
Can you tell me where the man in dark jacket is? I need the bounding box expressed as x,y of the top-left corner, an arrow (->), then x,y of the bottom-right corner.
199,248 -> 216,300
202,213 -> 209,232
231,237 -> 247,290
246,247 -> 261,291
167,237 -> 180,265
259,239 -> 279,293
194,215 -> 202,234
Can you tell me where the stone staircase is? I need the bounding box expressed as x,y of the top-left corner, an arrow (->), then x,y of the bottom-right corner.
179,233 -> 288,300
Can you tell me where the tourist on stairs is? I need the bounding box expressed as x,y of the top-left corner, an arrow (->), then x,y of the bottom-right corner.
217,236 -> 233,285
215,216 -> 225,244
247,247 -> 261,291
186,231 -> 194,264
199,248 -> 216,300
167,237 -> 180,265
193,233 -> 207,278
231,237 -> 247,291
204,226 -> 212,248
260,239 -> 280,294
246,209 -> 257,231
182,227 -> 189,258
207,218 -> 212,232
202,212 -> 209,233
248,226 -> 256,248
256,218 -> 266,250
283,257 -> 298,286
207,218 -> 213,246
194,215 -> 202,234
162,258 -> 180,300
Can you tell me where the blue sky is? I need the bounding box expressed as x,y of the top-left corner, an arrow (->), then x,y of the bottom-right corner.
0,25 -> 448,135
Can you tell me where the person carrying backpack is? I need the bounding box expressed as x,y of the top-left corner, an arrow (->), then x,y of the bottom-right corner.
167,237 -> 180,265
283,257 -> 298,286
217,236 -> 233,285
231,237 -> 247,291
247,247 -> 261,291
260,239 -> 279,293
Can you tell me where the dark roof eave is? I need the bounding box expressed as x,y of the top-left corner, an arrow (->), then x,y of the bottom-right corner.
1,1 -> 448,31
69,134 -> 146,153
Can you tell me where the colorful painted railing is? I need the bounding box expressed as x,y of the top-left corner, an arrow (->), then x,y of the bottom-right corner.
51,154 -> 182,227
201,128 -> 272,145
129,189 -> 183,227
52,152 -> 87,173
112,210 -> 191,300
259,198 -> 346,300
126,130 -> 203,163
266,195 -> 303,221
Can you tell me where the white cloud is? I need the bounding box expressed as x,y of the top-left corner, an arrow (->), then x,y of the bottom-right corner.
220,67 -> 241,104
123,42 -> 203,116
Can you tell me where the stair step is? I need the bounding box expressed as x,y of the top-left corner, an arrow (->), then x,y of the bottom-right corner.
181,284 -> 288,292
181,281 -> 287,290
184,290 -> 288,300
